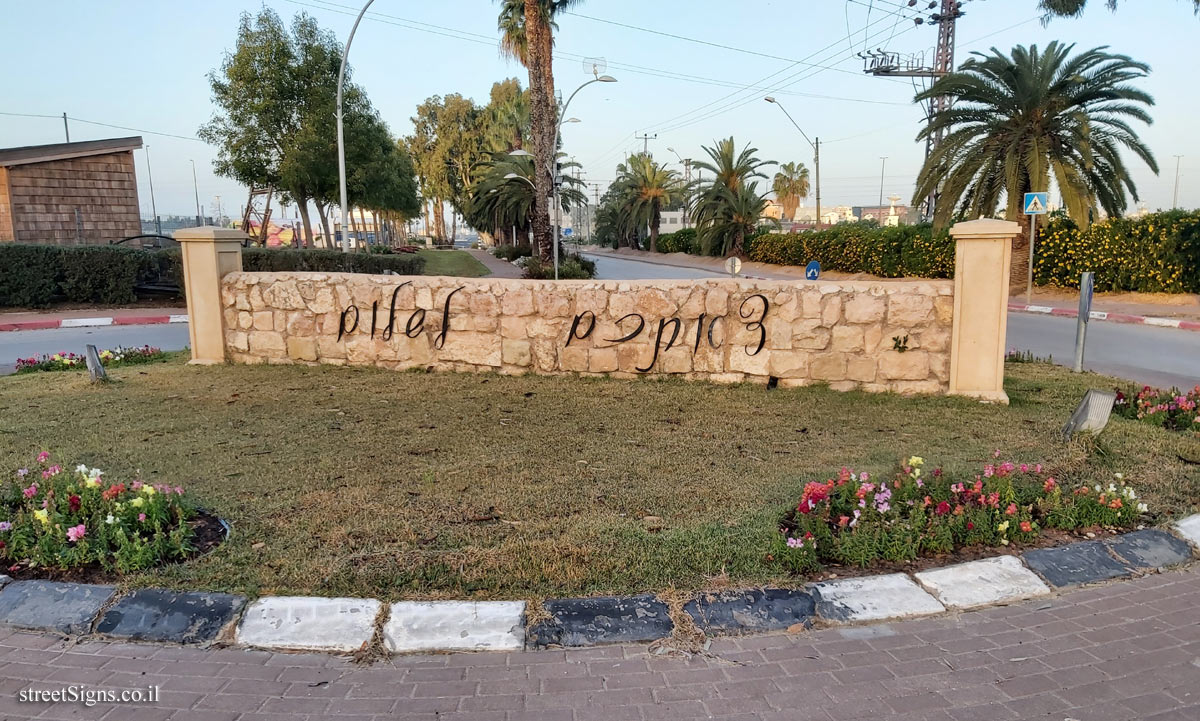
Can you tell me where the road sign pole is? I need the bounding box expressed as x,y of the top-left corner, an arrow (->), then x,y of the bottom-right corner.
1026,213 -> 1036,306
1073,271 -> 1094,373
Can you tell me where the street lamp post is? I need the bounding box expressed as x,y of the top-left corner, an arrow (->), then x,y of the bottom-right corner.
667,146 -> 691,228
765,97 -> 821,230
144,146 -> 160,235
189,159 -> 202,226
337,0 -> 377,253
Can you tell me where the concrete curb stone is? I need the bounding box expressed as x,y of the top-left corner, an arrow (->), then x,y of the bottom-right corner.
1022,541 -> 1134,588
527,594 -> 673,648
811,573 -> 945,622
0,580 -> 116,634
384,601 -> 525,652
914,555 -> 1051,609
683,589 -> 815,634
1104,528 -> 1196,569
235,596 -> 381,652
95,589 -> 246,644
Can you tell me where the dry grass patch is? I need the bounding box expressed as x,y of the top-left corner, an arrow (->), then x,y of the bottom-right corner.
1,357 -> 1197,600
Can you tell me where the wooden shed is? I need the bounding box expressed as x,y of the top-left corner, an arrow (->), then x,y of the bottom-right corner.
0,136 -> 143,245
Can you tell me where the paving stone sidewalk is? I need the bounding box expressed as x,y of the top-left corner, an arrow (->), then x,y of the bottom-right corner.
0,567 -> 1197,721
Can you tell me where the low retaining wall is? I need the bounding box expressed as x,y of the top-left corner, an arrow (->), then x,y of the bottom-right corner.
220,272 -> 954,393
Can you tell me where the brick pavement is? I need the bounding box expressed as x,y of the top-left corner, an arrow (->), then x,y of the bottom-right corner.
0,566 -> 1197,721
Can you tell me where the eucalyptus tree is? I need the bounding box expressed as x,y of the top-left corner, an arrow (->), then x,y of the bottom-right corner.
912,42 -> 1157,227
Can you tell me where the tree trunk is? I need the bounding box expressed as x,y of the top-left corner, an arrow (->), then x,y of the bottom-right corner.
348,210 -> 359,250
525,0 -> 555,262
649,204 -> 660,253
730,228 -> 745,258
450,212 -> 457,245
359,207 -> 369,247
316,203 -> 333,249
296,200 -> 314,249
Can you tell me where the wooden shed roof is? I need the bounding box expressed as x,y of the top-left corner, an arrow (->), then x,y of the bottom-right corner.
0,136 -> 143,168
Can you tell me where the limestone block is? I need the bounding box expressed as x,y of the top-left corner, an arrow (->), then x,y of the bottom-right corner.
285,312 -> 315,336
248,285 -> 265,311
531,338 -> 558,370
576,288 -> 609,315
235,291 -> 251,311
919,325 -> 951,352
821,295 -> 843,327
660,348 -> 693,374
535,291 -> 571,317
679,288 -> 706,318
635,288 -> 676,318
415,286 -> 434,310
296,280 -> 317,301
473,315 -> 499,333
693,344 -> 726,373
861,382 -> 889,394
705,287 -> 729,316
273,311 -> 287,332
286,337 -> 318,362
528,317 -> 566,339
617,343 -> 651,373
810,353 -> 848,381
931,353 -> 950,382
588,347 -> 619,372
828,381 -> 858,392
879,350 -> 930,380
469,292 -> 499,317
500,316 -> 528,340
345,336 -> 376,364
934,295 -> 954,325
888,294 -> 934,325
846,356 -> 877,382
708,372 -> 745,384
777,378 -> 810,388
844,294 -> 886,323
800,290 -> 822,319
793,320 -> 831,350
769,349 -> 809,378
226,331 -> 249,353
248,331 -> 285,356
560,346 -> 589,372
891,380 -> 944,395
831,325 -> 864,352
608,291 -> 637,319
500,288 -> 534,316
863,324 -> 884,353
439,333 -> 502,367
237,311 -> 252,330
316,336 -> 347,360
729,348 -> 770,376
767,320 -> 793,350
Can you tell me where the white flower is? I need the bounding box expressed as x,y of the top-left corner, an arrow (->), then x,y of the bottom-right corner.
1107,483 -> 1117,493
75,464 -> 89,473
88,468 -> 103,479
1114,472 -> 1124,480
1094,484 -> 1102,492
105,514 -> 115,525
1137,503 -> 1148,513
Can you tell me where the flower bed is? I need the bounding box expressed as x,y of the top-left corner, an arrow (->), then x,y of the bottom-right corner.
1115,385 -> 1200,435
1,453 -> 200,573
14,345 -> 167,374
774,456 -> 1148,573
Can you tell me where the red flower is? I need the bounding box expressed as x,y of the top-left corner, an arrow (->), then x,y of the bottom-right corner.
935,501 -> 951,516
102,483 -> 126,501
1020,521 -> 1033,533
967,521 -> 975,530
1005,503 -> 1018,516
797,482 -> 831,514
838,515 -> 850,527
68,495 -> 81,513
1043,477 -> 1057,493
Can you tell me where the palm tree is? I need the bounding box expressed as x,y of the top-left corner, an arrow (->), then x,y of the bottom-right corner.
465,151 -> 584,246
772,161 -> 810,222
691,138 -> 772,257
612,154 -> 682,253
1039,0 -> 1198,18
695,182 -> 775,258
912,42 -> 1157,228
496,0 -> 582,261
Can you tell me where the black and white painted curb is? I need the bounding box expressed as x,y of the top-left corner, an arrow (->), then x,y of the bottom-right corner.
2,519 -> 1198,654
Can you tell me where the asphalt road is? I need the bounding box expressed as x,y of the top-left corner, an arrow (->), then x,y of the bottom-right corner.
0,325 -> 191,375
583,252 -> 1200,389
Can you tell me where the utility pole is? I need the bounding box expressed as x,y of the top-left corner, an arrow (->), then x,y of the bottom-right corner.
189,160 -> 202,226
765,97 -> 821,230
636,132 -> 657,156
861,0 -> 963,220
1173,155 -> 1184,208
62,112 -> 70,142
144,146 -> 160,235
878,157 -> 888,209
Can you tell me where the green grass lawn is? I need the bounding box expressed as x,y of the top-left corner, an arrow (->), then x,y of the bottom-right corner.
416,248 -> 489,277
1,359 -> 1197,601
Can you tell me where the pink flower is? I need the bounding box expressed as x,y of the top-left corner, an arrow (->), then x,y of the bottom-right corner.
138,513 -> 147,522
993,449 -> 1001,459
173,486 -> 184,495
983,465 -> 995,478
1005,503 -> 1018,516
66,524 -> 86,543
1035,464 -> 1043,473
36,452 -> 50,463
859,472 -> 869,481
1020,464 -> 1029,472
22,484 -> 37,499
16,468 -> 28,478
131,481 -> 143,491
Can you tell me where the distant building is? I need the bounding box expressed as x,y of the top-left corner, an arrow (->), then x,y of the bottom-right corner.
659,210 -> 689,230
0,136 -> 143,244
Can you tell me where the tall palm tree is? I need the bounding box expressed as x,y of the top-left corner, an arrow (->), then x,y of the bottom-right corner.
496,0 -> 582,262
1039,0 -> 1198,18
772,161 -> 810,222
695,182 -> 774,258
691,138 -> 772,257
465,151 -> 584,246
612,153 -> 682,253
912,42 -> 1157,228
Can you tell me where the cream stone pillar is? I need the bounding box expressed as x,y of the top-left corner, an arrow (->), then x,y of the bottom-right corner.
177,227 -> 246,365
948,218 -> 1020,404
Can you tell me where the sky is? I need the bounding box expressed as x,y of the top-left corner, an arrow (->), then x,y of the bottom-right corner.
2,0 -> 1198,222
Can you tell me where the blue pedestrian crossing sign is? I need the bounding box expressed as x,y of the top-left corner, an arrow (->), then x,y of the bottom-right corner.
1023,192 -> 1049,215
805,261 -> 821,280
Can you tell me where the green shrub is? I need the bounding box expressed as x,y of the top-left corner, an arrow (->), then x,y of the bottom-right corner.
656,228 -> 698,254
1035,211 -> 1200,292
746,223 -> 956,279
492,244 -> 533,262
58,246 -> 146,304
0,245 -> 62,307
521,253 -> 595,280
241,248 -> 425,275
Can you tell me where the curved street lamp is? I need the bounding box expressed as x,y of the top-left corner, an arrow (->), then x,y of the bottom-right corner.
336,0 -> 377,252
765,96 -> 822,230
666,146 -> 691,228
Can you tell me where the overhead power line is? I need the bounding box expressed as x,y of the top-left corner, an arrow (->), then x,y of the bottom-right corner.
0,111 -> 204,142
